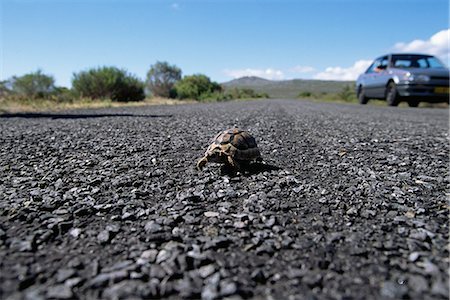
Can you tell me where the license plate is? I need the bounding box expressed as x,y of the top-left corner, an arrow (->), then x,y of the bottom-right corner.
434,87 -> 449,94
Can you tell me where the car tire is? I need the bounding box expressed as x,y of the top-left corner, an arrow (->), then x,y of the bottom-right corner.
386,82 -> 400,106
408,99 -> 420,107
358,86 -> 369,105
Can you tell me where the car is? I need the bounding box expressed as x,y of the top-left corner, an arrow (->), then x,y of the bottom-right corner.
356,53 -> 449,107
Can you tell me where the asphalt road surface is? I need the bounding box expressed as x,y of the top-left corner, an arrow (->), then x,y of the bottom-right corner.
0,99 -> 448,299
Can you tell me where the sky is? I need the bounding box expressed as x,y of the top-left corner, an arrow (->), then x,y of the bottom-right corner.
1,0 -> 449,88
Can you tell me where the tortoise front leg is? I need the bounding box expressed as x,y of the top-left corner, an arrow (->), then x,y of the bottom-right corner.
197,157 -> 208,170
227,156 -> 241,170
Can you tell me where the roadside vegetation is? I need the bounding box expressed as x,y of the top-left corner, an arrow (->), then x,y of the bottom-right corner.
297,84 -> 357,103
0,62 -> 267,113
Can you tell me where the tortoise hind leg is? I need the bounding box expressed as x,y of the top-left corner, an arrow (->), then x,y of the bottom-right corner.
197,157 -> 208,170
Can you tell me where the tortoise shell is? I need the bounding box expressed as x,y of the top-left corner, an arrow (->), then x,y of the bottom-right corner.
197,128 -> 262,170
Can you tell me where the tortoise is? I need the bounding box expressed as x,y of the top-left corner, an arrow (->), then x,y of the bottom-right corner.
197,127 -> 262,170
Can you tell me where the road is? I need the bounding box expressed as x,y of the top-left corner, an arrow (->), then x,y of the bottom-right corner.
0,99 -> 448,299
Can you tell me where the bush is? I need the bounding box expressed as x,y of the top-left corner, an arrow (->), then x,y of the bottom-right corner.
338,85 -> 356,102
174,74 -> 222,100
226,88 -> 268,99
72,66 -> 145,102
298,91 -> 312,98
146,61 -> 182,98
8,70 -> 56,99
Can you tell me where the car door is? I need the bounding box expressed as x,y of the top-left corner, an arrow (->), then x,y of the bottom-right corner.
371,56 -> 389,98
363,58 -> 383,98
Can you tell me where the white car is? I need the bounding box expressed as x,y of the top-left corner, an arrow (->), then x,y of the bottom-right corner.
356,53 -> 449,107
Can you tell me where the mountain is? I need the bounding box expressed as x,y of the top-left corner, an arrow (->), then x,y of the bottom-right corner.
223,76 -> 273,87
222,76 -> 354,98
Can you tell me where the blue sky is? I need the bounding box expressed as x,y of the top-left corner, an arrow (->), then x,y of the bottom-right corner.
1,0 -> 449,87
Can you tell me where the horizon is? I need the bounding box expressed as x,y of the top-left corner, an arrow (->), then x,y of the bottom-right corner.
1,0 -> 449,88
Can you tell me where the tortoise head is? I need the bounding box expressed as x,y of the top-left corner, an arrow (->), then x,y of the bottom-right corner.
206,145 -> 229,163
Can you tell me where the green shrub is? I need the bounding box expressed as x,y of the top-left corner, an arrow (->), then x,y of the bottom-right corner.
225,88 -> 268,100
72,66 -> 145,102
146,61 -> 182,98
174,74 -> 222,100
298,91 -> 312,98
338,85 -> 356,102
8,70 -> 56,99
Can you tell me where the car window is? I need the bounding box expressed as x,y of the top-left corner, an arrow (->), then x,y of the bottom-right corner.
417,58 -> 428,68
366,63 -> 376,73
391,55 -> 447,69
380,57 -> 389,68
427,57 -> 446,68
366,58 -> 382,73
393,59 -> 411,68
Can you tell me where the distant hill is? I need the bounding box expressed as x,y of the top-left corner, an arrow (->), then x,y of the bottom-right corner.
222,76 -> 354,98
223,76 -> 273,87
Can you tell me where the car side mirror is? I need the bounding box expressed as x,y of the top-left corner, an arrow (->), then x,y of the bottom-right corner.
377,65 -> 387,70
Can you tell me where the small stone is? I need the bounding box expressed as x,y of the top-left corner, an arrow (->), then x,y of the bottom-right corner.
233,221 -> 247,229
202,283 -> 219,300
220,280 -> 237,296
156,249 -> 172,264
102,260 -> 134,273
97,230 -> 111,244
47,284 -> 73,299
409,231 -> 428,242
263,216 -> 276,227
232,213 -> 249,221
405,211 -> 415,218
346,207 -> 358,216
380,281 -> 407,299
251,269 -> 266,283
69,228 -> 81,238
149,265 -> 167,279
56,268 -> 76,283
68,257 -> 83,269
89,271 -> 128,288
204,211 -> 220,218
121,212 -> 134,220
419,260 -> 440,275
302,273 -> 322,288
140,249 -> 158,263
89,274 -> 110,288
130,271 -> 144,279
408,275 -> 428,293
198,264 -> 216,278
408,252 -> 420,262
431,280 -> 448,297
145,221 -> 162,233
64,277 -> 83,288
105,224 -> 120,233
362,210 -> 377,218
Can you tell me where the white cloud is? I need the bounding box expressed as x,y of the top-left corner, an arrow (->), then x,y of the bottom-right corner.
312,29 -> 449,81
289,65 -> 316,73
313,60 -> 372,81
393,29 -> 449,64
223,30 -> 449,82
224,68 -> 284,80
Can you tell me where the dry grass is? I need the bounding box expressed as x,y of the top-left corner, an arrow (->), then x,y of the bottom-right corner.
0,97 -> 198,114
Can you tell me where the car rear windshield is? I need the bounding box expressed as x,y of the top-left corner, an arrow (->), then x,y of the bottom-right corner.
391,55 -> 446,69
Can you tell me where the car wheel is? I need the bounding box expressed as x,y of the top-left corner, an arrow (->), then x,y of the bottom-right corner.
408,99 -> 420,107
386,82 -> 400,106
358,86 -> 369,104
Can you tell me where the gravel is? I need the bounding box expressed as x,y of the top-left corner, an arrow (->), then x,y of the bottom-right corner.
0,99 -> 448,299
